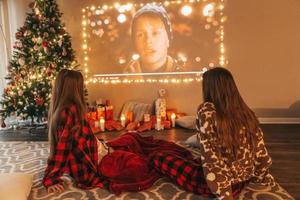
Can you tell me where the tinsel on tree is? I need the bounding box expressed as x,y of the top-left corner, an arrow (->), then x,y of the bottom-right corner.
0,0 -> 77,123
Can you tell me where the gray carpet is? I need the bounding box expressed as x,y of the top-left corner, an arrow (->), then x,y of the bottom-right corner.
0,142 -> 295,200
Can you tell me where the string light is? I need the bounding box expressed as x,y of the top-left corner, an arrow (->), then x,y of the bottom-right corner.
81,0 -> 227,84
181,5 -> 193,16
117,14 -> 127,23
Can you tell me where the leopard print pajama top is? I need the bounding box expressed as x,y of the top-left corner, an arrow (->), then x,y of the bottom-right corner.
196,102 -> 275,200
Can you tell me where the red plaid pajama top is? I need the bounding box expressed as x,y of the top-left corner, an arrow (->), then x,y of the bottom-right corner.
43,105 -> 109,189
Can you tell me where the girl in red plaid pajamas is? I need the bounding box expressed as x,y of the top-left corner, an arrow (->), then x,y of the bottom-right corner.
152,67 -> 275,200
43,69 -> 158,194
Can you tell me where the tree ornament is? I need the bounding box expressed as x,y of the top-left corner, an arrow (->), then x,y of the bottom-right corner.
18,57 -> 25,66
18,90 -> 24,96
42,41 -> 48,47
58,39 -> 63,47
43,32 -> 49,38
37,37 -> 43,44
44,47 -> 50,55
15,31 -> 23,39
62,48 -> 67,56
35,98 -> 44,106
34,45 -> 39,51
24,30 -> 32,36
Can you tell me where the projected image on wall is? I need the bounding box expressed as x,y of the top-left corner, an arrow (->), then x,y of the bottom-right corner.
81,0 -> 226,78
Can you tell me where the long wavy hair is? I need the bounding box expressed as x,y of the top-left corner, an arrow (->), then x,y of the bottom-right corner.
202,67 -> 259,158
48,69 -> 86,155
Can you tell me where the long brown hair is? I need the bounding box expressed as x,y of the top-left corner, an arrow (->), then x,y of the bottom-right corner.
48,69 -> 86,155
202,67 -> 259,158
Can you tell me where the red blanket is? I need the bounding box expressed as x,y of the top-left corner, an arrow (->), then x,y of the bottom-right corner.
99,132 -> 193,194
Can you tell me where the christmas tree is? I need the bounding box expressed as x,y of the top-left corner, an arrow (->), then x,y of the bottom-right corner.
0,0 -> 77,124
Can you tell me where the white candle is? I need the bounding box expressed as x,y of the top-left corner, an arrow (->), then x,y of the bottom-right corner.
120,114 -> 126,127
100,118 -> 105,132
156,117 -> 161,131
171,113 -> 176,128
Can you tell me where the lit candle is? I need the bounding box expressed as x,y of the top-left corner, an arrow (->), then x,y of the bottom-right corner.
100,117 -> 105,132
120,114 -> 126,127
156,117 -> 161,131
171,113 -> 176,128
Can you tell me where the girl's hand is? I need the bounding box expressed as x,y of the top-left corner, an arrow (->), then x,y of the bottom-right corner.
47,183 -> 64,193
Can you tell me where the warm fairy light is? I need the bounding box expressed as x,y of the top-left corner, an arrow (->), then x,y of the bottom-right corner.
203,3 -> 215,17
118,3 -> 133,13
117,14 -> 127,23
219,4 -> 224,10
81,0 -> 227,84
119,58 -> 126,64
114,2 -> 120,9
132,54 -> 140,60
181,5 -> 193,16
177,52 -> 187,62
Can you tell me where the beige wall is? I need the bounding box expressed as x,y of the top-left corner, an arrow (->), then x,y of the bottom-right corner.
57,0 -> 300,116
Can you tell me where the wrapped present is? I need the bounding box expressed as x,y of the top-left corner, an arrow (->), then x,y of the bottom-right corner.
112,121 -> 124,131
90,112 -> 97,121
137,121 -> 152,132
105,120 -> 115,131
162,120 -> 171,129
126,122 -> 139,131
126,111 -> 134,123
150,115 -> 157,129
97,107 -> 105,120
105,100 -> 114,121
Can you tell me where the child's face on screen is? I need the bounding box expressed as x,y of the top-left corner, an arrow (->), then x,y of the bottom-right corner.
133,15 -> 169,68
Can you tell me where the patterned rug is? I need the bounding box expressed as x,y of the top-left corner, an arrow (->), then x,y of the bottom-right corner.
0,142 -> 295,200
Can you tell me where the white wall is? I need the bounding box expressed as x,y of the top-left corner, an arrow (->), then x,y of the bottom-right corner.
2,0 -> 299,118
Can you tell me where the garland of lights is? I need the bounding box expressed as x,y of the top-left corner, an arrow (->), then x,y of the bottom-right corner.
81,0 -> 226,84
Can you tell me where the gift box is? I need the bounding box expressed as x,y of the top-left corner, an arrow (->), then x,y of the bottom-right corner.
137,121 -> 152,132
126,112 -> 134,124
126,122 -> 139,131
97,107 -> 105,120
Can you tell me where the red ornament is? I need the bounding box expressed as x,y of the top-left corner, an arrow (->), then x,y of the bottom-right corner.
4,87 -> 11,94
15,31 -> 23,39
35,98 -> 44,106
42,41 -> 48,47
46,68 -> 52,76
15,74 -> 21,81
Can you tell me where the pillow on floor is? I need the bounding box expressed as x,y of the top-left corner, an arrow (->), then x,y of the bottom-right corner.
185,134 -> 200,148
120,101 -> 153,122
176,115 -> 196,129
0,173 -> 33,200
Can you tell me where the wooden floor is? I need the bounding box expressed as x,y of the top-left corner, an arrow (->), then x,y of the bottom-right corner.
96,124 -> 300,200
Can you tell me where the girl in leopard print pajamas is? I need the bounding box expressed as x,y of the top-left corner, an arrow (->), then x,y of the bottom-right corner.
152,67 -> 275,200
